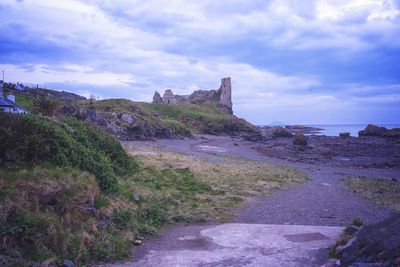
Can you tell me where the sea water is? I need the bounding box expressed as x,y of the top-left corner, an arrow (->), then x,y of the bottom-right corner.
308,124 -> 400,137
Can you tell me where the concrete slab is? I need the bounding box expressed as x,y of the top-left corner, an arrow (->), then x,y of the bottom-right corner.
122,224 -> 343,267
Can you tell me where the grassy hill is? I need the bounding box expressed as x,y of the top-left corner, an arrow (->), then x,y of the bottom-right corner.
0,113 -> 212,265
72,98 -> 262,140
5,85 -> 262,140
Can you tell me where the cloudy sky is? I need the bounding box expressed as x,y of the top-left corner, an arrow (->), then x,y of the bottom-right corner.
1,0 -> 399,125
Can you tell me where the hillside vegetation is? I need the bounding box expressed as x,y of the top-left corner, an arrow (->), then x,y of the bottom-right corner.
69,98 -> 262,140
6,84 -> 262,140
138,101 -> 258,136
0,113 -> 137,192
0,113 -> 305,266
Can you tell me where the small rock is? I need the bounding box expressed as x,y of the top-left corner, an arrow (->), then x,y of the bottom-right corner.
321,259 -> 338,267
340,132 -> 351,138
97,220 -> 111,229
41,259 -> 58,267
0,256 -> 7,266
132,192 -> 141,202
86,207 -> 97,216
63,260 -> 74,267
121,113 -> 134,124
134,239 -> 142,246
392,178 -> 398,182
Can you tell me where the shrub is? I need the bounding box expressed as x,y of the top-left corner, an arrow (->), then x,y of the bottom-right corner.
31,93 -> 58,116
0,113 -> 138,192
293,132 -> 307,146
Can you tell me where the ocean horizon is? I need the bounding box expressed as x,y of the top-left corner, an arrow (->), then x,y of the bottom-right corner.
260,124 -> 400,137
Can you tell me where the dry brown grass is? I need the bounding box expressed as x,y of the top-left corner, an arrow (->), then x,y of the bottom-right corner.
123,143 -> 308,221
343,177 -> 400,212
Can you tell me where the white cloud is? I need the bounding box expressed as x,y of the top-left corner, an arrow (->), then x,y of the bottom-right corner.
1,0 -> 399,124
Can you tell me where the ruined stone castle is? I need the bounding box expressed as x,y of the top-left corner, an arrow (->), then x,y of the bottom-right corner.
152,77 -> 233,113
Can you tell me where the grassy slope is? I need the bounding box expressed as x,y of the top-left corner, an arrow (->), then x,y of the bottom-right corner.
137,101 -> 259,135
79,99 -> 191,137
80,98 -> 260,137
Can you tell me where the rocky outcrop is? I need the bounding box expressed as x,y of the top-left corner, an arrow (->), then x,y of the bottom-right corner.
358,124 -> 400,138
333,214 -> 400,266
59,105 -> 188,140
272,126 -> 293,138
340,132 -> 351,138
293,132 -> 307,146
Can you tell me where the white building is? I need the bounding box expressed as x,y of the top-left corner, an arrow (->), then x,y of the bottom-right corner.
0,82 -> 27,113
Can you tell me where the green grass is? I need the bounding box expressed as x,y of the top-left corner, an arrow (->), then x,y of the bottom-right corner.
137,102 -> 258,135
343,176 -> 400,212
15,95 -> 33,108
163,118 -> 191,135
139,102 -> 231,121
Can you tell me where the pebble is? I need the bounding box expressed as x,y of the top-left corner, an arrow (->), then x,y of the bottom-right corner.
63,260 -> 74,267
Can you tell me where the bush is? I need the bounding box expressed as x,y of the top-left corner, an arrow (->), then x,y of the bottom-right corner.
0,113 -> 138,192
293,132 -> 307,146
31,93 -> 58,116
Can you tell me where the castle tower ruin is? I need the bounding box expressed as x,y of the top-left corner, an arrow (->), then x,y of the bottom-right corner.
162,89 -> 176,104
219,77 -> 232,113
152,91 -> 162,104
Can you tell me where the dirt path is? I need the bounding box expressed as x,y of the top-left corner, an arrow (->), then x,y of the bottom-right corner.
112,136 -> 398,266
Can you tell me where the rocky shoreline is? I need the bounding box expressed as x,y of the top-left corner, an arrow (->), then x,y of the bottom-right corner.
254,125 -> 400,169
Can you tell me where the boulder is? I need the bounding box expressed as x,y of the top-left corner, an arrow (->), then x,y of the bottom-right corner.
358,125 -> 387,137
336,214 -> 400,266
63,260 -> 74,267
121,113 -> 134,124
272,126 -> 293,138
77,108 -> 96,121
358,125 -> 400,138
293,132 -> 307,146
